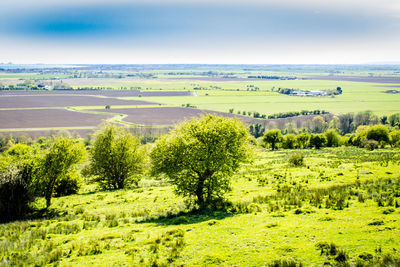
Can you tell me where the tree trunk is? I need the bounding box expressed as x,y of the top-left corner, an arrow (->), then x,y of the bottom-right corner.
46,196 -> 51,209
195,176 -> 205,208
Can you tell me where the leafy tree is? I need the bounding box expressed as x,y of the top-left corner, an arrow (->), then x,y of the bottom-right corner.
86,124 -> 146,190
329,116 -> 340,130
338,113 -> 354,134
282,134 -> 296,149
0,144 -> 43,221
249,123 -> 265,138
312,116 -> 328,133
325,129 -> 341,147
388,113 -> 400,127
263,129 -> 283,150
296,132 -> 310,149
41,137 -> 86,208
151,115 -> 251,208
310,134 -> 327,149
366,125 -> 389,148
0,167 -> 33,222
389,130 -> 400,147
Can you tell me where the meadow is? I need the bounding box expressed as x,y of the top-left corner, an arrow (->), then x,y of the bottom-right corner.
120,79 -> 400,116
1,65 -> 400,266
1,147 -> 399,266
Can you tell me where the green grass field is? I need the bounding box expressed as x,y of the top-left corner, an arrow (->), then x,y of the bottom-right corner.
1,147 -> 399,266
118,79 -> 400,116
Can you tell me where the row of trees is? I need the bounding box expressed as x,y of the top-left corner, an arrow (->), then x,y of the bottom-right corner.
262,125 -> 400,150
0,116 -> 251,221
248,111 -> 400,137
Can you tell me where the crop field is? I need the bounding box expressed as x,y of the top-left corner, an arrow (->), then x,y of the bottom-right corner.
0,95 -> 157,109
0,90 -> 192,97
1,147 -> 399,266
91,107 -> 257,126
0,109 -> 113,129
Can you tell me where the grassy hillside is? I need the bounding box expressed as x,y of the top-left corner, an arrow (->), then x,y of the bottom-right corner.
1,147 -> 399,266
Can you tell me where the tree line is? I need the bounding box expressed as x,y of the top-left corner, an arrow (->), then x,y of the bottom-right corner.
261,125 -> 400,150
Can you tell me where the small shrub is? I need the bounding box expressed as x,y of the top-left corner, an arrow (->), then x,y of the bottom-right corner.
383,208 -> 395,214
335,249 -> 348,262
363,139 -> 378,151
288,153 -> 304,166
268,259 -> 303,267
368,219 -> 384,226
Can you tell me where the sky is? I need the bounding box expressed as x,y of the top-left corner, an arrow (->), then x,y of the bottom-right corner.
0,0 -> 399,64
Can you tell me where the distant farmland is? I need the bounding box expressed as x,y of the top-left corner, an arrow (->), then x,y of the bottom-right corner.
0,95 -> 157,108
0,90 -> 193,97
91,107 -> 258,126
0,109 -> 113,129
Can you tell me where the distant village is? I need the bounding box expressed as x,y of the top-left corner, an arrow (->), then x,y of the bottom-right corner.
277,86 -> 342,97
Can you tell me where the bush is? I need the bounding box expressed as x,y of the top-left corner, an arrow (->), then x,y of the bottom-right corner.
86,124 -> 146,190
363,139 -> 378,151
325,129 -> 341,147
54,171 -> 82,197
366,125 -> 389,148
282,134 -> 296,149
288,153 -> 304,166
310,134 -> 327,149
263,129 -> 283,150
0,167 -> 34,222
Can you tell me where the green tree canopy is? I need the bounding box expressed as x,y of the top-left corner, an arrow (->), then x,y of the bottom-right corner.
296,132 -> 310,149
41,137 -> 86,208
325,129 -> 341,147
86,124 -> 146,190
310,134 -> 327,149
263,129 -> 283,150
366,125 -> 389,147
151,115 -> 251,208
389,130 -> 400,147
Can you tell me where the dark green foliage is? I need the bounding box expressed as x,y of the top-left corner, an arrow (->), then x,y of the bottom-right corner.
363,139 -> 379,151
267,110 -> 328,119
249,123 -> 265,138
268,259 -> 303,267
54,171 -> 82,197
40,137 -> 86,208
366,125 -> 389,147
310,134 -> 327,149
389,130 -> 400,147
388,113 -> 400,127
151,115 -> 251,208
0,167 -> 33,222
325,129 -> 341,147
86,124 -> 146,190
295,133 -> 310,149
263,129 -> 283,150
282,134 -> 296,149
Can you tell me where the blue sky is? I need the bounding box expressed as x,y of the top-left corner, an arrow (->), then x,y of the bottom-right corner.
0,0 -> 399,64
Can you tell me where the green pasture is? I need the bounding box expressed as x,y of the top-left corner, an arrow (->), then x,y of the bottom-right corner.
1,147 -> 399,266
119,79 -> 400,116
